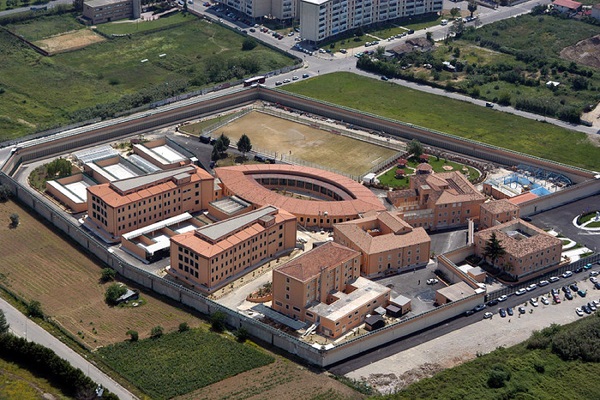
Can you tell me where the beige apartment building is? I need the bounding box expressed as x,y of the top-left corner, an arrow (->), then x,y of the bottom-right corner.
273,241 -> 390,338
334,211 -> 431,277
387,169 -> 485,231
169,206 -> 297,294
474,219 -> 562,279
479,199 -> 520,230
87,165 -> 215,239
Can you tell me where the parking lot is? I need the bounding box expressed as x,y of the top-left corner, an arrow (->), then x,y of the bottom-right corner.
347,264 -> 600,394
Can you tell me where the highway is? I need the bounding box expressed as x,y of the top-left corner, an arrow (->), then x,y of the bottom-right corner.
0,298 -> 138,399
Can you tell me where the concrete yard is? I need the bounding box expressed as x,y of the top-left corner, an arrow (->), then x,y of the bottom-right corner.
346,270 -> 600,394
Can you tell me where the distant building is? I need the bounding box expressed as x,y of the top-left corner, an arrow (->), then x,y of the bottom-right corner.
272,242 -> 390,338
474,219 -> 562,279
552,0 -> 582,13
334,211 -> 431,278
82,0 -> 141,25
169,206 -> 297,294
86,165 -> 215,239
224,0 -> 298,20
388,169 -> 485,231
479,199 -> 520,230
592,3 -> 600,20
300,0 -> 442,43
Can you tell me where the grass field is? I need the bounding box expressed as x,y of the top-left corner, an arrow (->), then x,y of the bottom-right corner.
0,357 -> 70,400
283,72 -> 600,171
208,111 -> 398,176
386,319 -> 600,400
0,13 -> 295,140
98,329 -> 275,400
378,157 -> 479,188
0,200 -> 206,349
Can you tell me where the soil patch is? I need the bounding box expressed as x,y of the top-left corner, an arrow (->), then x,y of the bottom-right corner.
560,34 -> 600,69
34,29 -> 105,55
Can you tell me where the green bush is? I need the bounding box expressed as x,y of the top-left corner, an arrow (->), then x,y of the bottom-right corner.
210,311 -> 226,332
26,300 -> 43,318
178,322 -> 190,333
100,268 -> 116,283
487,364 -> 511,388
104,284 -> 127,306
551,316 -> 600,362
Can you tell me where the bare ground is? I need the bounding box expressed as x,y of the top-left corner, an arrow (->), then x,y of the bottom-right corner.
34,29 -> 105,55
560,35 -> 600,70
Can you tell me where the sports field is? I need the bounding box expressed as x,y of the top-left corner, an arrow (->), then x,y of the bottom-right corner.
0,200 -> 204,349
34,29 -> 105,55
211,111 -> 398,177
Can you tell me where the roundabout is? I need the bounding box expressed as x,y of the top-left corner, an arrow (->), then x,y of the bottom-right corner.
573,211 -> 600,232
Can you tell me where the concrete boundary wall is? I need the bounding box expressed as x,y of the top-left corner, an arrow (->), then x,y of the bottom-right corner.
1,87 -> 599,367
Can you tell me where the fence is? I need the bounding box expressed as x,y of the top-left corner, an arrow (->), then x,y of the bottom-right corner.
202,108 -> 254,135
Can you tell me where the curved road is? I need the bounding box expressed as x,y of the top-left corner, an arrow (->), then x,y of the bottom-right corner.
0,298 -> 137,400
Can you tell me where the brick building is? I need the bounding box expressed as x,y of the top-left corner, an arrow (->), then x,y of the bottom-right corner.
169,206 -> 297,294
82,0 -> 141,24
333,211 -> 431,277
479,199 -> 520,229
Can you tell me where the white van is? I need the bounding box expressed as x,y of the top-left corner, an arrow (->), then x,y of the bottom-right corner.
441,19 -> 448,26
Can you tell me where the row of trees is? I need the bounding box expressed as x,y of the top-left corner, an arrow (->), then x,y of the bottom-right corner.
211,133 -> 253,162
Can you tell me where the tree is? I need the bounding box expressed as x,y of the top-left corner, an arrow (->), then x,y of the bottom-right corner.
72,0 -> 84,11
9,213 -> 19,227
211,146 -> 221,162
467,0 -> 478,18
0,310 -> 9,335
487,364 -> 511,388
236,134 -> 252,157
450,7 -> 460,18
0,184 -> 12,202
214,133 -> 230,158
150,325 -> 164,338
27,300 -> 43,318
242,37 -> 257,51
407,139 -> 424,159
100,268 -> 116,283
483,232 -> 506,267
234,327 -> 249,342
426,31 -> 433,44
210,311 -> 226,332
178,322 -> 190,332
126,330 -> 138,342
104,284 -> 127,306
375,46 -> 385,58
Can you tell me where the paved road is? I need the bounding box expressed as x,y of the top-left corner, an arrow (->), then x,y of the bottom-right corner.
0,0 -> 71,17
0,298 -> 137,399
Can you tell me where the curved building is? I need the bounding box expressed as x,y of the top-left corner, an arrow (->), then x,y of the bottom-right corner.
215,164 -> 385,229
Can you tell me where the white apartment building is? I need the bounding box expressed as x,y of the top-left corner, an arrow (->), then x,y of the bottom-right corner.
225,0 -> 297,20
300,0 -> 442,42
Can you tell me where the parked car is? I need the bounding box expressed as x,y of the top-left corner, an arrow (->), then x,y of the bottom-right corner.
541,296 -> 550,305
561,286 -> 571,293
570,283 -> 579,292
574,267 -> 583,274
507,307 -> 514,316
483,312 -> 493,319
576,307 -> 584,316
553,294 -> 561,304
551,288 -> 560,296
499,308 -> 506,318
588,302 -> 597,311
530,298 -> 539,307
473,304 -> 486,312
590,270 -> 599,277
497,295 -> 508,302
565,292 -> 574,300
485,102 -> 494,108
595,282 -> 600,290
562,271 -> 573,278
515,288 -> 527,296
487,299 -> 499,307
302,73 -> 310,78
549,276 -> 560,283
275,81 -> 283,86
582,305 -> 592,314
380,76 -> 389,81
526,284 -> 537,292
578,289 -> 587,297
584,263 -> 593,270
426,278 -> 439,285
339,48 -> 347,54
283,78 -> 291,83
518,306 -> 526,314
539,280 -> 549,287
464,309 -> 475,316
590,277 -> 598,284
292,76 -> 299,80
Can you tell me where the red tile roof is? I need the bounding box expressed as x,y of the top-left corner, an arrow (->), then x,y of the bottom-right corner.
553,0 -> 582,9
507,192 -> 538,205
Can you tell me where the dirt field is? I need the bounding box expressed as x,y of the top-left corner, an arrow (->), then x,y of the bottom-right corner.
0,200 -> 205,349
33,29 -> 105,55
212,111 -> 398,177
176,357 -> 364,400
560,35 -> 600,70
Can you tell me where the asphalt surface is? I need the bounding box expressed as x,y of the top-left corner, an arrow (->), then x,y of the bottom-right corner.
0,298 -> 137,399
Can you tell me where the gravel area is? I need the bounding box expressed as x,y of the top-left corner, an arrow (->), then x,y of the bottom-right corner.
347,274 -> 600,394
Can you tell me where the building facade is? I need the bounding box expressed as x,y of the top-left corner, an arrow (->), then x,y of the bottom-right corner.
169,206 -> 297,293
272,241 -> 390,338
86,165 -> 215,239
388,169 -> 485,231
224,0 -> 297,20
479,199 -> 520,230
300,0 -> 442,43
474,219 -> 562,279
333,211 -> 430,277
82,0 -> 141,24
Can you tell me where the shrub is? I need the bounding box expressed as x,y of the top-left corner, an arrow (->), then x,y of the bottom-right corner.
0,184 -> 12,202
178,322 -> 190,333
126,330 -> 139,342
100,268 -> 116,283
241,37 -> 257,51
9,213 -> 19,227
150,326 -> 164,339
210,311 -> 226,332
487,364 -> 511,388
27,300 -> 43,318
234,327 -> 249,342
105,284 -> 127,306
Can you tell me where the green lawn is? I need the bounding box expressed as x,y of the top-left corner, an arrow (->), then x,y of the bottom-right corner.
378,157 -> 479,188
384,318 -> 600,400
6,13 -> 83,41
0,13 -> 295,141
283,72 -> 600,171
98,328 -> 274,400
94,11 -> 188,35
